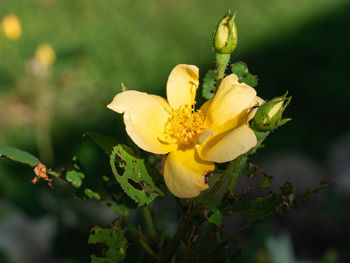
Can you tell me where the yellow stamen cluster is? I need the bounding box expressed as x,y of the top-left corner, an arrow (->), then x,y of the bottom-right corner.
164,105 -> 206,145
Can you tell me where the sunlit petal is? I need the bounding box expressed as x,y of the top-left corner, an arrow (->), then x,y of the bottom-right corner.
107,90 -> 176,154
202,74 -> 257,130
164,148 -> 214,198
166,64 -> 199,109
197,124 -> 257,163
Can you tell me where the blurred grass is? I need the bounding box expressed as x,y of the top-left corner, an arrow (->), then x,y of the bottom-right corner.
0,0 -> 348,154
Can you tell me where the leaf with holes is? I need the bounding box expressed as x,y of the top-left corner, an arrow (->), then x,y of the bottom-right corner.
225,181 -> 295,224
0,145 -> 40,167
202,69 -> 217,99
231,61 -> 258,87
110,145 -> 163,206
89,226 -> 127,263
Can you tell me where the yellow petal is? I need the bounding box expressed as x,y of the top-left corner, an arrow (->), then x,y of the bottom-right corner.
197,124 -> 257,163
107,90 -> 176,154
202,74 -> 257,130
166,64 -> 199,109
164,148 -> 215,198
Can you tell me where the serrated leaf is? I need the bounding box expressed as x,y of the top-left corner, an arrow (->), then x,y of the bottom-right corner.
83,131 -> 119,155
0,145 -> 40,167
66,170 -> 85,188
89,226 -> 127,263
231,61 -> 258,87
110,145 -> 163,206
226,181 -> 295,224
202,70 -> 217,99
293,180 -> 334,206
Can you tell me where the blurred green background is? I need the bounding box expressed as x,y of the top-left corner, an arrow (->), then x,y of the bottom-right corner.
0,0 -> 349,262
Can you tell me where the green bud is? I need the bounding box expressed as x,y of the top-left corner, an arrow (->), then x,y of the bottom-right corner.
212,9 -> 238,54
251,93 -> 291,131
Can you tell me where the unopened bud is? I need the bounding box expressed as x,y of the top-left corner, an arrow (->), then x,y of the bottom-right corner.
251,93 -> 291,131
1,14 -> 22,40
212,9 -> 237,54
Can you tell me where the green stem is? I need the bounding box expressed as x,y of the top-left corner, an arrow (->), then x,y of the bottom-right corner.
206,156 -> 240,199
99,198 -> 123,217
143,206 -> 157,240
226,155 -> 247,192
163,216 -> 187,262
191,222 -> 214,257
208,222 -> 252,256
215,53 -> 230,88
34,80 -> 55,165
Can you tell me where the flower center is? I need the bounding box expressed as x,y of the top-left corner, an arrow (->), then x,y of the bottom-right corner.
162,105 -> 206,145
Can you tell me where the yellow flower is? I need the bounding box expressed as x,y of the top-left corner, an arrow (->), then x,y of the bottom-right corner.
35,43 -> 56,66
108,65 -> 262,198
1,14 -> 22,40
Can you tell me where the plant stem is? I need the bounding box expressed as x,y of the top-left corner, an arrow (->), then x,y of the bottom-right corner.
191,222 -> 214,257
206,156 -> 240,200
215,53 -> 230,88
35,81 -> 55,165
143,206 -> 157,240
208,221 -> 253,255
163,216 -> 187,262
99,198 -> 123,217
226,155 -> 247,191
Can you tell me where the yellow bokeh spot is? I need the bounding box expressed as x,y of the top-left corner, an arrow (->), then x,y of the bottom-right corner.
163,105 -> 206,145
1,14 -> 22,40
35,43 -> 56,66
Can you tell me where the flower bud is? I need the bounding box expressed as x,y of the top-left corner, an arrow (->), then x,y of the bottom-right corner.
212,9 -> 237,54
251,93 -> 291,131
35,43 -> 56,66
1,14 -> 22,40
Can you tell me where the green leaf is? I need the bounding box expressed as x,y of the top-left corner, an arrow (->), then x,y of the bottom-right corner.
84,188 -> 101,200
89,226 -> 127,263
202,70 -> 217,99
293,180 -> 334,206
83,131 -> 119,155
195,195 -> 223,227
66,170 -> 85,188
0,145 -> 40,167
231,61 -> 258,87
225,181 -> 295,224
261,174 -> 273,188
110,145 -> 163,206
208,209 -> 223,227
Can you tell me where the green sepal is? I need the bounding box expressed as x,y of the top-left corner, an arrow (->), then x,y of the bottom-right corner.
251,92 -> 291,131
213,9 -> 238,54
